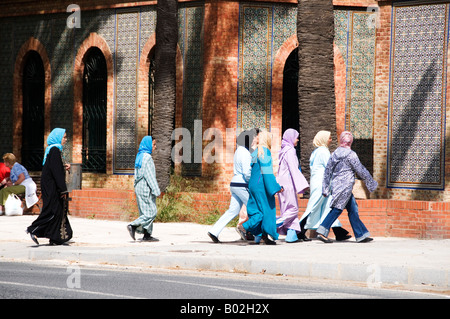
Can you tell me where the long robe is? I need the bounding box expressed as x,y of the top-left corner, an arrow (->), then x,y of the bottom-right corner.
243,147 -> 281,240
130,153 -> 161,235
323,147 -> 378,210
299,146 -> 342,229
27,147 -> 72,244
276,147 -> 308,235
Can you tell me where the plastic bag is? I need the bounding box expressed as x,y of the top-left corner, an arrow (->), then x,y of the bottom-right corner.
5,194 -> 23,216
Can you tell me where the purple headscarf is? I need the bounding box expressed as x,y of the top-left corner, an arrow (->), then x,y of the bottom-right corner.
339,131 -> 353,148
279,129 -> 299,161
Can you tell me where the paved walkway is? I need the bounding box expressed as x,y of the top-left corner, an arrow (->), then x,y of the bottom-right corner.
0,215 -> 449,293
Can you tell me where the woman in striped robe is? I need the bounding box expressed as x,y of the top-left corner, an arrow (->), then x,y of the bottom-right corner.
127,136 -> 161,241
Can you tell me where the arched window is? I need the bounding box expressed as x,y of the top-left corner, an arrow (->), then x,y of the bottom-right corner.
282,47 -> 300,158
22,51 -> 45,171
82,47 -> 107,173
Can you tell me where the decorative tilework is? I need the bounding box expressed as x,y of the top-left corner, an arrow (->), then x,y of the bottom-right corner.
272,5 -> 297,59
0,8 -> 156,172
238,4 -> 273,131
50,15 -> 75,161
334,9 -> 377,173
139,6 -> 156,56
387,2 -> 448,189
114,10 -> 140,172
334,10 -> 349,65
237,3 -> 296,131
347,12 -> 376,140
179,4 -> 204,176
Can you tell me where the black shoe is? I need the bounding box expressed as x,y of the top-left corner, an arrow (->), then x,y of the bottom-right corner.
29,233 -> 39,245
245,231 -> 255,241
336,234 -> 352,241
142,235 -> 159,242
207,232 -> 220,243
127,224 -> 136,240
298,233 -> 312,242
333,227 -> 352,241
317,234 -> 333,243
49,239 -> 68,246
359,237 -> 373,243
262,235 -> 276,245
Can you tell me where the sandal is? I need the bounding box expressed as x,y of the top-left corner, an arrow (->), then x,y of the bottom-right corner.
317,234 -> 333,243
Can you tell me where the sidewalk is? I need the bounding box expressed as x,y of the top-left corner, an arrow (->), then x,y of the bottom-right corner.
0,215 -> 449,293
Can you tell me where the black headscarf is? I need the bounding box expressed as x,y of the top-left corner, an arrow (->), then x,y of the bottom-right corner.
236,128 -> 259,151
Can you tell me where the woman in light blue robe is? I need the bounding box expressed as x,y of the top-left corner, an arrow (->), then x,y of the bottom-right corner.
127,136 -> 161,241
299,131 -> 350,240
237,131 -> 283,245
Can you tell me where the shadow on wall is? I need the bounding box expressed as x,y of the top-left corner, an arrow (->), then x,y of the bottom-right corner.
389,59 -> 444,200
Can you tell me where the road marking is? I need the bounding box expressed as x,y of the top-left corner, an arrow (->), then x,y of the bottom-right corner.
0,280 -> 144,299
159,278 -> 270,298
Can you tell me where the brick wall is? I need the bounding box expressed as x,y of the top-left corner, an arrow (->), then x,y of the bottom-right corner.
70,188 -> 138,220
6,0 -> 450,200
371,2 -> 450,202
200,1 -> 240,192
299,198 -> 449,239
68,188 -> 450,239
4,0 -> 450,234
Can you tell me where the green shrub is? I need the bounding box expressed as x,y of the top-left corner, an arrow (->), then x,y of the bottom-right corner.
155,174 -> 195,222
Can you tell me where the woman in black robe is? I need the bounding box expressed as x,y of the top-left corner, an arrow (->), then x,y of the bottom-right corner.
27,128 -> 72,245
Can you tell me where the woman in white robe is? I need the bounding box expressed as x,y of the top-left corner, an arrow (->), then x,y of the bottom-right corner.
299,131 -> 350,241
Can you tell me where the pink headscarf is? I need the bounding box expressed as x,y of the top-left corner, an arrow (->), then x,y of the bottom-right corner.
279,129 -> 299,161
339,131 -> 353,148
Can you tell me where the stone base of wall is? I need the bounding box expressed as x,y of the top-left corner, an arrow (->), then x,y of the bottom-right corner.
65,188 -> 450,239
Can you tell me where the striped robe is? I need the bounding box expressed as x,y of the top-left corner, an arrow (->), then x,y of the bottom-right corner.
131,153 -> 161,234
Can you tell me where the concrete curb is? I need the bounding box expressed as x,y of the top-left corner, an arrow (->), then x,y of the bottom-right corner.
0,216 -> 449,292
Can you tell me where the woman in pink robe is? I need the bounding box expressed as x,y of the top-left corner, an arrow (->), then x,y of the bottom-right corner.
276,129 -> 309,242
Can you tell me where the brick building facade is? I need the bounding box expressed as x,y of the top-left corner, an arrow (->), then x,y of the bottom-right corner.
0,0 -> 449,238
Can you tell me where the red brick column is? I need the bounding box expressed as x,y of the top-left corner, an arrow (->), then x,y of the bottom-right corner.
201,1 -> 240,192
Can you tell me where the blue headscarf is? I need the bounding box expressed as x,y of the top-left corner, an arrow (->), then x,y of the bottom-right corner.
43,128 -> 66,165
135,136 -> 153,169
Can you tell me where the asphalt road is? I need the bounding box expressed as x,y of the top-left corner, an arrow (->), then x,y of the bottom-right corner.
0,261 -> 447,301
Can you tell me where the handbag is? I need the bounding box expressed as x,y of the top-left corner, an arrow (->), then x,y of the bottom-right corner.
5,194 -> 23,216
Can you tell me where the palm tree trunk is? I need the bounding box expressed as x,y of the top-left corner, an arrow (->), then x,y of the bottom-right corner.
297,0 -> 336,182
153,0 -> 178,191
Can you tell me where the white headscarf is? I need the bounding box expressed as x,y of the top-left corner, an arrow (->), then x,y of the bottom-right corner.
313,130 -> 331,148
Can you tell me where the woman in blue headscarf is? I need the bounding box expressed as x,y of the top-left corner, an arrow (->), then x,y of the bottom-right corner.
27,128 -> 72,245
127,136 -> 161,241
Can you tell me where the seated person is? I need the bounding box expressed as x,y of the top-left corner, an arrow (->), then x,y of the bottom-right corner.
0,161 -> 10,190
0,153 -> 39,212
